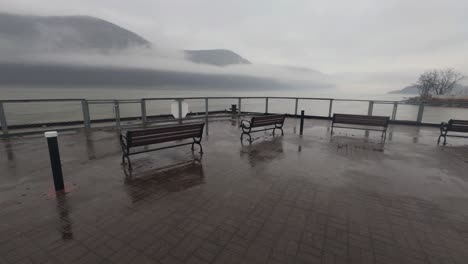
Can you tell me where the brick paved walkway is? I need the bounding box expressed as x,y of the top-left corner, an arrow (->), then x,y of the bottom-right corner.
1,119 -> 467,264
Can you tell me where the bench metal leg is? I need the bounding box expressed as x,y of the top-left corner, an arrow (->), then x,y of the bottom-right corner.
191,142 -> 203,154
121,151 -> 132,169
192,138 -> 203,154
126,156 -> 132,170
382,130 -> 387,143
273,126 -> 284,136
438,131 -> 448,145
198,143 -> 203,154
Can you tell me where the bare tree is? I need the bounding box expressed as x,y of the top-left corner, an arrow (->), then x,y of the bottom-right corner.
432,68 -> 464,95
416,70 -> 437,99
415,69 -> 464,99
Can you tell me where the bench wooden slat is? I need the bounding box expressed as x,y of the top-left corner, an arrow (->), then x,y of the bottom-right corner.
333,114 -> 389,127
333,120 -> 388,127
334,113 -> 387,119
131,132 -> 201,147
129,128 -> 202,141
130,129 -> 202,141
251,118 -> 285,127
253,115 -> 285,119
450,120 -> 468,126
128,123 -> 204,137
449,126 -> 468,132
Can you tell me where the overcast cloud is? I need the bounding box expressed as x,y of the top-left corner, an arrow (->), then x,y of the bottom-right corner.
1,0 -> 468,92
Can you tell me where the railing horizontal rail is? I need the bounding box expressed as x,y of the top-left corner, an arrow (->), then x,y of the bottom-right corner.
1,99 -> 84,103
2,95 -> 468,137
2,96 -> 468,104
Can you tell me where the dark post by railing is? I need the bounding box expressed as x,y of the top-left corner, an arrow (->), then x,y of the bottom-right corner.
178,99 -> 183,124
231,104 -> 237,114
265,97 -> 269,114
300,110 -> 305,135
391,102 -> 398,120
294,98 -> 299,116
416,102 -> 424,124
141,99 -> 147,127
238,98 -> 242,118
328,99 -> 333,118
0,102 -> 8,135
205,98 -> 209,135
114,100 -> 120,128
45,131 -> 65,192
81,100 -> 91,129
367,101 -> 374,116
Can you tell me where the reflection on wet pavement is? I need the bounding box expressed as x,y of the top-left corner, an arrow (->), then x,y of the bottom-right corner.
55,192 -> 74,240
240,136 -> 284,167
124,159 -> 205,203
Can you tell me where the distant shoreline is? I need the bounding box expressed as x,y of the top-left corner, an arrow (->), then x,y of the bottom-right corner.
403,96 -> 468,108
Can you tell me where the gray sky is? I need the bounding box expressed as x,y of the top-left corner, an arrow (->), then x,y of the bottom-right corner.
2,0 -> 468,91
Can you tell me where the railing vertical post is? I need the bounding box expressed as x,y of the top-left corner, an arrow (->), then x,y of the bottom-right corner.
0,102 -> 8,135
416,102 -> 424,124
238,98 -> 242,118
367,101 -> 374,116
328,99 -> 333,118
114,100 -> 120,128
391,102 -> 398,121
81,100 -> 91,129
265,97 -> 269,114
300,110 -> 305,135
141,99 -> 147,127
294,98 -> 299,116
205,98 -> 209,135
178,99 -> 183,124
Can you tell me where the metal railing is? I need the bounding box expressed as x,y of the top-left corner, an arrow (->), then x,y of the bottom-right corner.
1,96 -> 467,137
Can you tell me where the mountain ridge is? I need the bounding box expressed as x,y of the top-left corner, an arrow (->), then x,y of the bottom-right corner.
0,12 -> 252,66
0,12 -> 151,52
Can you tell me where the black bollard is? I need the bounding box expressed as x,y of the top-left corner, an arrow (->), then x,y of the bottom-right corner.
45,131 -> 65,191
300,110 -> 305,135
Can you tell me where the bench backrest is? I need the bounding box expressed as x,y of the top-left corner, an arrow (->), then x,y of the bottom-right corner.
251,114 -> 286,128
333,114 -> 389,127
448,119 -> 468,132
126,123 -> 204,147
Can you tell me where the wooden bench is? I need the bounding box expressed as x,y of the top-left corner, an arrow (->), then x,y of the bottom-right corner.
240,114 -> 286,144
120,123 -> 205,169
438,119 -> 468,145
331,114 -> 390,142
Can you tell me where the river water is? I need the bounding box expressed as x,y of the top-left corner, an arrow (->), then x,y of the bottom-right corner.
0,86 -> 467,126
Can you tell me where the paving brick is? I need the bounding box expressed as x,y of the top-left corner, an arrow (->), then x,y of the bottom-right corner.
1,121 -> 468,264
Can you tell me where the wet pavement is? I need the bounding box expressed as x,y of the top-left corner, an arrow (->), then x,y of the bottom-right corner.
1,118 -> 468,264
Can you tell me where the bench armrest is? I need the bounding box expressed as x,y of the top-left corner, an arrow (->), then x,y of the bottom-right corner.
240,120 -> 251,129
440,122 -> 449,132
120,134 -> 128,147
